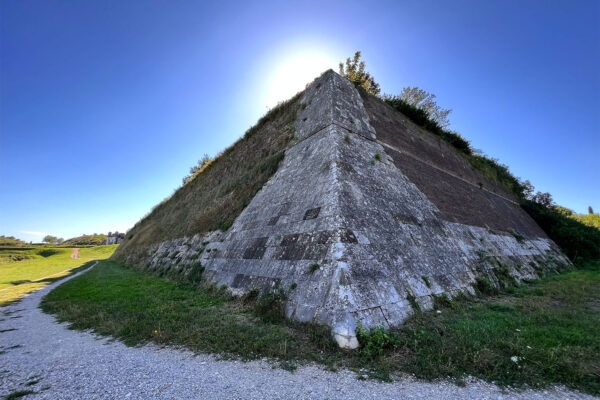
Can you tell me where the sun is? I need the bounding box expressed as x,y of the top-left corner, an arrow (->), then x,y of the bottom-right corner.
265,52 -> 337,109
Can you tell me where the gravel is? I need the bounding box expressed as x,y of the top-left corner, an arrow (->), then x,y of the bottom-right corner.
0,264 -> 596,400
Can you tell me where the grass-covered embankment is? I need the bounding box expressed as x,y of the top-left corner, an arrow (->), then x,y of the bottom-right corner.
41,259 -> 600,394
0,245 -> 118,306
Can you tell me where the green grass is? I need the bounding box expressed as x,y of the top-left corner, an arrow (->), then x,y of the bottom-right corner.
41,260 -> 600,394
41,260 -> 340,363
0,245 -> 117,306
387,261 -> 600,394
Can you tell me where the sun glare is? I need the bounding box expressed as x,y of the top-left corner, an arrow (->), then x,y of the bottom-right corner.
265,53 -> 337,109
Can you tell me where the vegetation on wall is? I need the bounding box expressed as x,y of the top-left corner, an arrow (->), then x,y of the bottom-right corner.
338,51 -> 381,96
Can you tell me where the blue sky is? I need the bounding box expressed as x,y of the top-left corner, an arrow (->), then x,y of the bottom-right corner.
1,0 -> 598,243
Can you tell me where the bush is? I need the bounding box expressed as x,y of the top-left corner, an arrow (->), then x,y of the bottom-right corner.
521,200 -> 600,263
384,95 -> 473,156
253,289 -> 287,324
356,324 -> 400,359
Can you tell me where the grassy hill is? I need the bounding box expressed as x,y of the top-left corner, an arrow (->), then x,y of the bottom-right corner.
59,234 -> 107,247
0,245 -> 117,306
0,236 -> 27,247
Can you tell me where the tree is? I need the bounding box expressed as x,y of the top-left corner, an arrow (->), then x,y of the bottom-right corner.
399,87 -> 452,128
589,206 -> 594,215
520,179 -> 535,200
531,191 -> 553,208
339,51 -> 381,96
42,235 -> 58,244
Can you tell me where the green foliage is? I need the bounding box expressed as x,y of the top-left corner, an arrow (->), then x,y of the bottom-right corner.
42,235 -> 63,244
510,230 -> 526,243
468,154 -> 526,199
308,263 -> 320,274
356,324 -> 400,359
493,265 -> 517,289
521,200 -> 600,263
432,294 -> 453,309
187,263 -> 205,284
59,234 -> 107,247
421,275 -> 431,288
398,86 -> 452,128
338,51 -> 381,96
0,236 -> 26,247
474,277 -> 498,296
572,213 -> 600,230
384,95 -> 472,155
254,289 -> 287,324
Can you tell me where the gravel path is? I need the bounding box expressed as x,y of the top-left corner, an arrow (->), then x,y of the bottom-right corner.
0,264 -> 595,400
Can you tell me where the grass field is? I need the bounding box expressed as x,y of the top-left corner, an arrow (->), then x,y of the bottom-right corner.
41,259 -> 600,395
0,245 -> 118,306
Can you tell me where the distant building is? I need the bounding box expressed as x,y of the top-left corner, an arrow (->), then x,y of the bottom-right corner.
104,232 -> 125,245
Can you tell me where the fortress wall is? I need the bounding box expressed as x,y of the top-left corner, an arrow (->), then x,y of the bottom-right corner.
118,70 -> 570,348
359,92 -> 548,238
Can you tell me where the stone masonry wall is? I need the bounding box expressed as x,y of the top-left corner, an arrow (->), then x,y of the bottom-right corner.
119,70 -> 570,348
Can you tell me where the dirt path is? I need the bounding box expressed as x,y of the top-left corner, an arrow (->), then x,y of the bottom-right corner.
0,266 -> 595,400
69,248 -> 79,259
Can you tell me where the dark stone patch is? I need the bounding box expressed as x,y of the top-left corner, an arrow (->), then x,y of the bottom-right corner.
232,273 -> 281,291
278,202 -> 292,216
337,161 -> 357,174
392,213 -> 420,225
267,216 -> 279,226
340,228 -> 358,243
303,207 -> 321,220
243,237 -> 269,259
274,230 -> 335,260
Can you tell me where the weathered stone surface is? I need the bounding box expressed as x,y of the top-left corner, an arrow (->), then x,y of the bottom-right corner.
118,70 -> 570,348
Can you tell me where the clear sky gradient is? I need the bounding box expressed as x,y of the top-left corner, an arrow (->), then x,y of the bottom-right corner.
1,0 -> 599,243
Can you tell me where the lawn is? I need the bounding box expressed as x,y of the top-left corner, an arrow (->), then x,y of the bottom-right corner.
41,259 -> 600,395
0,245 -> 118,306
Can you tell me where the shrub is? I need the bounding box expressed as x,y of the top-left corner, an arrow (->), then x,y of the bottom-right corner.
308,263 -> 320,274
474,277 -> 498,295
356,324 -> 400,359
339,51 -> 381,96
521,200 -> 600,263
253,289 -> 286,323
